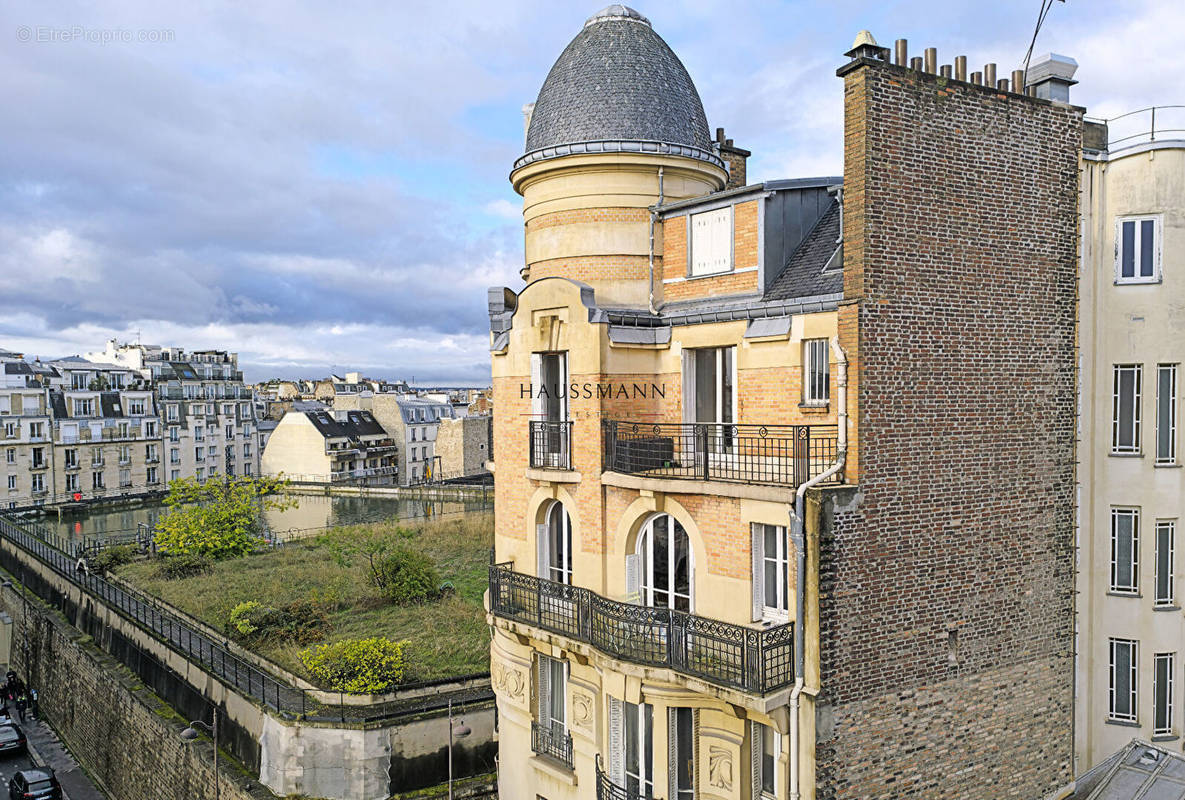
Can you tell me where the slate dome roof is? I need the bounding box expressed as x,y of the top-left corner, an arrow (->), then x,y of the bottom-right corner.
515,5 -> 721,171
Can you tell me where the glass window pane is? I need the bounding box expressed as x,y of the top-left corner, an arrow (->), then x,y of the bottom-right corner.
721,348 -> 733,425
1158,367 -> 1176,462
761,724 -> 775,792
1141,219 -> 1156,277
676,708 -> 694,794
1115,643 -> 1132,716
1119,370 -> 1136,448
1155,655 -> 1171,731
1122,220 -> 1136,278
765,559 -> 778,608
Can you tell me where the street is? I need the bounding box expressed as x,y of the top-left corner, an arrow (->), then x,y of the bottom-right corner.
0,692 -> 106,800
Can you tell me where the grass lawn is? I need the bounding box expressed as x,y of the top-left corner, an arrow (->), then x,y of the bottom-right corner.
115,512 -> 493,686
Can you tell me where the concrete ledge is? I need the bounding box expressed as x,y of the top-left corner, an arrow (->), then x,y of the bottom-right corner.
525,467 -> 582,483
531,754 -> 578,785
601,470 -> 797,503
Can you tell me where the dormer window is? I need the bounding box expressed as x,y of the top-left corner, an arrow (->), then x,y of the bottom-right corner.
689,207 -> 733,277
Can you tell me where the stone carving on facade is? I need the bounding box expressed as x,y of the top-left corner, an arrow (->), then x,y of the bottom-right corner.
571,690 -> 594,729
491,660 -> 526,704
708,746 -> 733,791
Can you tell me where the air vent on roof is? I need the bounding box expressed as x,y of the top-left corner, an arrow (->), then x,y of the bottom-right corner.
1138,749 -> 1162,766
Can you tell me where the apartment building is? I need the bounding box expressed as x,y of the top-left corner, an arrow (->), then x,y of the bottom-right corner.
1077,109 -> 1185,768
259,409 -> 397,484
334,393 -> 457,485
1,361 -> 57,509
488,10 -> 1081,800
87,341 -> 260,484
49,388 -> 161,503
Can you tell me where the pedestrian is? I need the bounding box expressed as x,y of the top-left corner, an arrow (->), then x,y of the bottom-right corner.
15,690 -> 27,723
75,557 -> 88,577
28,689 -> 37,721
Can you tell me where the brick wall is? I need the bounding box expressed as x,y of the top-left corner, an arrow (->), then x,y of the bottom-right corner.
817,57 -> 1081,799
660,200 -> 761,304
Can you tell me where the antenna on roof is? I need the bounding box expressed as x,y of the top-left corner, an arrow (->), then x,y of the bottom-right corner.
1020,0 -> 1065,89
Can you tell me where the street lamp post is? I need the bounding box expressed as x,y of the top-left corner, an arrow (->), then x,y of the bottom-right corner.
448,699 -> 471,800
181,708 -> 220,800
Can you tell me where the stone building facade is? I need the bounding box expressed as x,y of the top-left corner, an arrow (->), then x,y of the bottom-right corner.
486,9 -> 1082,800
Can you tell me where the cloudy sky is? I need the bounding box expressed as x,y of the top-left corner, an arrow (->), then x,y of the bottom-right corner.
1,0 -> 1178,384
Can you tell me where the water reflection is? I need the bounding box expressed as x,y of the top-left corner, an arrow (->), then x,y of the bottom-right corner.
44,491 -> 492,544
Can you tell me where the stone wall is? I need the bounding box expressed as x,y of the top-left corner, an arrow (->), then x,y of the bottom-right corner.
436,416 -> 492,479
817,54 -> 1081,798
1,582 -> 274,800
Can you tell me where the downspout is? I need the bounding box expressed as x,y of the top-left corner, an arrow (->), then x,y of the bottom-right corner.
788,335 -> 847,800
647,167 -> 665,315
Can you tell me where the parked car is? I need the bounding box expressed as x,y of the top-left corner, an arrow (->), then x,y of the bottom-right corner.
0,725 -> 25,756
8,768 -> 61,799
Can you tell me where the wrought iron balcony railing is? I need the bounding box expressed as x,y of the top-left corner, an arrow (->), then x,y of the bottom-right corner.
531,720 -> 574,769
530,420 -> 572,470
602,420 -> 839,488
596,755 -> 660,800
489,563 -> 794,695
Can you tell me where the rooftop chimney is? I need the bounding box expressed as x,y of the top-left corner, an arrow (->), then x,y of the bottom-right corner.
1025,53 -> 1078,103
715,128 -> 751,191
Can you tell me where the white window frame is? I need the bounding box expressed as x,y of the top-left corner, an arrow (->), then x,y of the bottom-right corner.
1111,508 -> 1140,595
1109,638 -> 1139,723
750,720 -> 780,799
1115,215 -> 1162,284
669,707 -> 695,800
630,513 -> 694,612
1156,520 -> 1177,607
534,654 -> 567,738
1155,652 -> 1176,736
1157,364 -> 1178,465
752,523 -> 790,623
688,206 -> 733,277
681,346 -> 736,427
1112,364 -> 1143,454
803,338 -> 830,405
537,501 -> 573,585
609,698 -> 653,796
6,476 -> 14,490
30,474 -> 44,492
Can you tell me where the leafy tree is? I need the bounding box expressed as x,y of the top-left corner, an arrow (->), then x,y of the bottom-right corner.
319,525 -> 414,590
154,475 -> 294,559
299,637 -> 408,693
372,547 -> 440,604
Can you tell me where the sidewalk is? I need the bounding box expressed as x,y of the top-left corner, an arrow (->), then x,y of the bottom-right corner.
3,696 -> 107,800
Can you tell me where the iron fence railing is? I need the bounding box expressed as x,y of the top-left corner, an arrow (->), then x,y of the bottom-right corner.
531,720 -> 573,769
1090,105 -> 1185,151
489,563 -> 794,695
602,420 -> 839,487
595,755 -> 660,800
529,420 -> 572,470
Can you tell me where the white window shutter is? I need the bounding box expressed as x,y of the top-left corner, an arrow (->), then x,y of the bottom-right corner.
752,523 -> 765,622
750,721 -> 762,799
560,352 -> 570,421
536,655 -> 552,726
681,350 -> 694,425
668,707 -> 679,800
609,698 -> 625,784
537,523 -> 549,579
625,554 -> 641,602
530,353 -> 543,419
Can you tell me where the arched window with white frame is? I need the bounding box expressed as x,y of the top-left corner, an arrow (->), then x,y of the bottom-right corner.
537,500 -> 573,585
627,513 -> 693,612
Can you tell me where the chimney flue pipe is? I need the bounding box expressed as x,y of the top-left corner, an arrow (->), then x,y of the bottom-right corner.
924,47 -> 937,73
984,63 -> 997,86
955,56 -> 967,81
894,39 -> 908,67
910,56 -> 923,71
940,64 -> 952,78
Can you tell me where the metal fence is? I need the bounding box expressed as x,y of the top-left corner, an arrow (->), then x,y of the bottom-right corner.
603,420 -> 839,487
595,755 -> 660,800
1094,105 -> 1185,152
529,421 -> 572,471
531,720 -> 573,769
489,563 -> 794,695
0,511 -> 491,724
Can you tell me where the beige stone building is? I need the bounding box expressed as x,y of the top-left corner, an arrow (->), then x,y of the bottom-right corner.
435,415 -> 492,481
1077,109 -> 1185,769
334,394 -> 457,485
260,409 -> 397,484
1,360 -> 58,509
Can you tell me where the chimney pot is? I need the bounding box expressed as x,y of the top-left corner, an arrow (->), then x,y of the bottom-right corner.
971,71 -> 983,85
716,127 -> 725,142
910,56 -> 923,71
940,64 -> 952,78
984,63 -> 997,86
894,39 -> 908,67
1026,53 -> 1078,103
924,47 -> 937,74
997,78 -> 1009,92
1011,70 -> 1025,92
955,55 -> 967,82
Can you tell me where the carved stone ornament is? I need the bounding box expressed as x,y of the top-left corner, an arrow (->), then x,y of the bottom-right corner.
571,690 -> 594,729
708,746 -> 733,791
492,661 -> 526,703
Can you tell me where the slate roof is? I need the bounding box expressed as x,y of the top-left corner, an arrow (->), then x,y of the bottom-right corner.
522,6 -> 713,162
1074,739 -> 1185,800
764,200 -> 843,301
304,411 -> 387,441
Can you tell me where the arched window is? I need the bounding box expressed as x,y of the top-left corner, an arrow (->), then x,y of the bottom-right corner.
538,501 -> 573,584
633,514 -> 692,611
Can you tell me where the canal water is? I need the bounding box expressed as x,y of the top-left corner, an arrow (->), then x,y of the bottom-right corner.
43,492 -> 492,546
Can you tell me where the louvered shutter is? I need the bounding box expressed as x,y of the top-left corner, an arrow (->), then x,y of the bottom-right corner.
752,523 -> 765,622
537,521 -> 549,579
668,707 -> 679,800
625,554 -> 641,602
750,721 -> 763,799
560,353 -> 569,421
609,697 -> 625,784
536,655 -> 551,726
530,353 -> 542,419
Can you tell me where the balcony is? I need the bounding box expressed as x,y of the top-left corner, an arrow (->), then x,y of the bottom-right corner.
329,465 -> 398,482
531,721 -> 573,770
602,421 -> 839,488
529,421 -> 572,470
489,564 -> 794,696
596,756 -> 657,800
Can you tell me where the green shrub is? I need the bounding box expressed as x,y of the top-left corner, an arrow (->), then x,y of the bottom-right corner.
91,544 -> 137,573
155,476 -> 294,560
372,547 -> 440,605
229,599 -> 329,645
154,553 -> 212,580
299,637 -> 408,693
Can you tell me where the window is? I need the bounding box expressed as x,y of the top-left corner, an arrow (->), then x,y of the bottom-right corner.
145,444 -> 158,462
28,422 -> 44,439
117,422 -> 129,438
65,474 -> 77,492
170,469 -> 180,482
6,476 -> 14,491
92,471 -> 104,490
244,463 -> 252,476
1156,652 -> 1175,736
411,429 -> 417,442
1111,509 -> 1140,594
30,474 -> 44,493
73,398 -> 94,416
195,448 -> 204,462
167,404 -> 179,422
147,467 -> 158,484
534,654 -> 566,742
208,465 -> 217,477
530,352 -> 569,423
195,426 -> 204,441
127,399 -> 145,416
169,426 -> 180,442
1116,216 -> 1161,283
208,445 -> 216,457
751,721 -> 778,799
30,448 -> 45,469
1158,365 -> 1178,464
538,501 -> 573,585
628,514 -> 692,611
804,339 -> 830,405
170,448 -> 180,464
242,423 -> 251,437
689,206 -> 733,276
225,424 -> 234,439
4,449 -> 12,464
670,708 -> 695,800
196,467 -> 205,481
1157,521 -> 1176,607
143,421 -> 156,438
243,443 -> 251,458
3,423 -> 15,438
1109,638 -> 1139,723
1113,365 -> 1143,454
684,347 -> 735,436
119,445 -> 130,464
608,699 -> 653,797
71,373 -> 87,390
119,469 -> 131,487
752,523 -> 790,621
64,449 -> 77,468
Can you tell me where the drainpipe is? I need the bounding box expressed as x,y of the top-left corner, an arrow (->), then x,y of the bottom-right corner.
787,335 -> 847,800
647,168 -> 665,315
